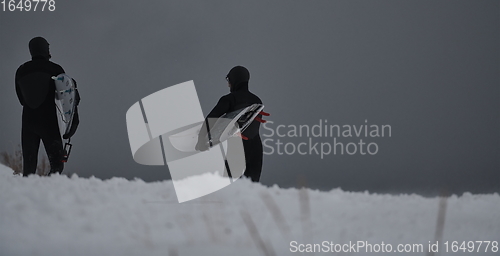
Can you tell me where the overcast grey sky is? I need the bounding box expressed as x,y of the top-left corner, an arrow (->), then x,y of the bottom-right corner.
1,0 -> 498,196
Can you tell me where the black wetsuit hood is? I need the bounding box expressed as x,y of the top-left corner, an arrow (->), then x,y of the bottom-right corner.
227,66 -> 250,92
29,37 -> 51,60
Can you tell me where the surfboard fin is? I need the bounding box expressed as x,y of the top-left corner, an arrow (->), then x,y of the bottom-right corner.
237,132 -> 249,140
254,116 -> 267,123
259,111 -> 270,116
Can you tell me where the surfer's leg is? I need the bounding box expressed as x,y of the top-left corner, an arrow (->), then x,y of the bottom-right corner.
22,126 -> 40,177
243,138 -> 263,182
41,123 -> 64,175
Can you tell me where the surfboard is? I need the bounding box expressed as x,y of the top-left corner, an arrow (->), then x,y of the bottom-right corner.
207,104 -> 264,146
169,104 -> 265,152
52,73 -> 76,139
52,73 -> 77,162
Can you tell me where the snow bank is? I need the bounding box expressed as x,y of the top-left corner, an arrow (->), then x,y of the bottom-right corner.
0,164 -> 498,256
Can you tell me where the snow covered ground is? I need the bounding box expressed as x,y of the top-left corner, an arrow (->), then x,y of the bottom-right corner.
0,164 -> 498,256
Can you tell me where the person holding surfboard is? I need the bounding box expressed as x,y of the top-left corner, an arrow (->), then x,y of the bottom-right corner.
196,66 -> 265,182
15,37 -> 76,176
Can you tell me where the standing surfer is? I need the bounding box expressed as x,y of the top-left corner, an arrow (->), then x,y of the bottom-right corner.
196,66 -> 264,182
15,37 -> 77,176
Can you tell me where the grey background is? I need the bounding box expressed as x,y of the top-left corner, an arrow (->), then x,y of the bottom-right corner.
0,0 -> 498,196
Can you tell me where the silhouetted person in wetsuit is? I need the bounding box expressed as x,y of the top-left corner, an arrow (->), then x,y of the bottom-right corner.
15,37 -> 67,176
196,66 -> 264,182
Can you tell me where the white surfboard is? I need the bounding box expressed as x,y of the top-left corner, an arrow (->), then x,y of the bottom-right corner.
52,73 -> 76,139
208,104 -> 264,145
169,104 -> 265,152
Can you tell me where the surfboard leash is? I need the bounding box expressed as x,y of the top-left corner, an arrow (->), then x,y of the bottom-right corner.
62,139 -> 72,163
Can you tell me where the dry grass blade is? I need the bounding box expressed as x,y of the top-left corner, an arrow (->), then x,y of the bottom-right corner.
240,210 -> 276,256
260,191 -> 292,241
37,155 -> 50,176
0,145 -> 23,174
427,192 -> 448,256
0,144 -> 51,176
298,177 -> 313,245
202,211 -> 219,243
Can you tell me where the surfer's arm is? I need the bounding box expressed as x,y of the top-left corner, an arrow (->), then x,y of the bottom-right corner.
196,96 -> 231,151
206,95 -> 231,118
15,82 -> 24,106
14,67 -> 25,106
